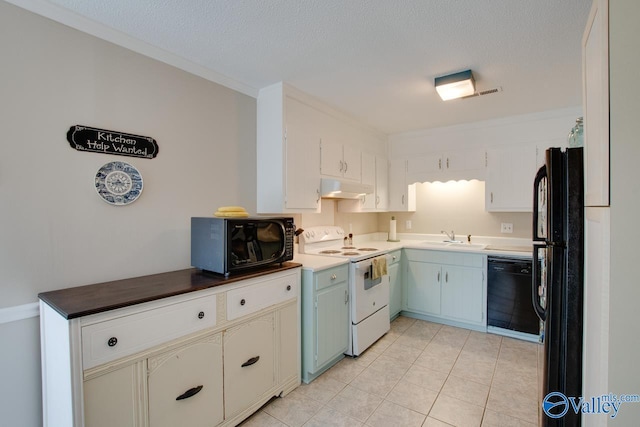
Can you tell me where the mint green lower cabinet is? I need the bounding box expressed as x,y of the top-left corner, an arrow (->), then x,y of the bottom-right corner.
403,249 -> 486,330
405,260 -> 441,315
388,250 -> 402,319
301,264 -> 349,383
440,265 -> 484,324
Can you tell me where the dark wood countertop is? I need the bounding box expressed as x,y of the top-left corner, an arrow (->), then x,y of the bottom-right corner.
38,262 -> 302,320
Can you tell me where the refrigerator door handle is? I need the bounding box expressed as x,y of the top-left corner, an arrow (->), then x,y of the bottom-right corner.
532,243 -> 546,321
532,165 -> 547,242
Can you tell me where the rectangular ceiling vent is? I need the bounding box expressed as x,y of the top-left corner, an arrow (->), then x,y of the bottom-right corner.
462,86 -> 503,99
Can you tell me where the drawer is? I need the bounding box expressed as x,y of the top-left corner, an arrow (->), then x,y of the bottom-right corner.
315,266 -> 349,291
82,295 -> 217,369
388,250 -> 401,265
227,274 -> 298,321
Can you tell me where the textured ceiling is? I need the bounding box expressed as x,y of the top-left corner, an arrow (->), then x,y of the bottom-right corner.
42,0 -> 592,134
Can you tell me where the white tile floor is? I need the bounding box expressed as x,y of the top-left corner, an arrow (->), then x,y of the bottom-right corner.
240,316 -> 541,427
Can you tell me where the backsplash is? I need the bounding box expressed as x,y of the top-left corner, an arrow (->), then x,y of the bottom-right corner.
378,180 -> 532,239
298,180 -> 532,239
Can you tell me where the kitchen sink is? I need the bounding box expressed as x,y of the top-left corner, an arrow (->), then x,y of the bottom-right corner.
420,241 -> 487,250
419,241 -> 452,247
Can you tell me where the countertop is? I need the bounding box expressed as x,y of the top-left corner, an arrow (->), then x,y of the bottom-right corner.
38,262 -> 302,319
295,236 -> 532,272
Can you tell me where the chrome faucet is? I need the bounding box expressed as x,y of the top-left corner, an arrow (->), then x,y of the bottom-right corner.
441,230 -> 460,243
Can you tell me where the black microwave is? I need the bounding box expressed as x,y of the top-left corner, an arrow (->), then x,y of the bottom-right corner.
191,217 -> 295,276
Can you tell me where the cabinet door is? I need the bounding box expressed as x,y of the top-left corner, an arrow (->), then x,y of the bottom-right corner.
375,155 -> 388,210
315,281 -> 349,369
442,148 -> 486,181
406,154 -> 442,183
148,334 -> 224,427
440,266 -> 484,324
485,144 -> 537,212
342,145 -> 362,181
278,302 -> 299,383
320,140 -> 345,178
361,152 -> 376,210
405,261 -> 441,315
388,159 -> 416,212
388,255 -> 402,318
583,0 -> 609,206
224,314 -> 275,418
285,97 -> 321,210
84,362 -> 145,427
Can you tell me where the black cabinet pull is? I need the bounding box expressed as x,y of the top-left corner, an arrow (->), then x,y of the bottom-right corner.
107,337 -> 118,347
176,385 -> 203,401
286,285 -> 291,291
198,311 -> 205,319
240,299 -> 246,306
241,356 -> 260,367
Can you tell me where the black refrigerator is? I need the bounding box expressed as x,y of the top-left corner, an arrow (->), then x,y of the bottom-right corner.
532,147 -> 584,426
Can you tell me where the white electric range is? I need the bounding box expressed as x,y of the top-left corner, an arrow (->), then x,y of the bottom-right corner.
299,226 -> 391,356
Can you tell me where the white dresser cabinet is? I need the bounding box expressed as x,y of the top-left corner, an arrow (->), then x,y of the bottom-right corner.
148,334 -> 224,427
39,267 -> 301,427
223,314 -> 275,418
83,362 -> 145,427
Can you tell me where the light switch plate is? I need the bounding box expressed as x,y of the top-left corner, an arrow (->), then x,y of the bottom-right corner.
501,223 -> 513,233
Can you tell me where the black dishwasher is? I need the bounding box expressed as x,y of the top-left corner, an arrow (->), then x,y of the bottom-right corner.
487,256 -> 540,339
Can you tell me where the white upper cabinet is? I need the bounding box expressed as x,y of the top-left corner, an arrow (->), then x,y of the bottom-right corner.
320,140 -> 361,181
388,159 -> 416,212
257,83 -> 321,213
406,148 -> 485,184
485,144 -> 538,212
338,152 -> 388,212
583,0 -> 610,206
375,155 -> 388,210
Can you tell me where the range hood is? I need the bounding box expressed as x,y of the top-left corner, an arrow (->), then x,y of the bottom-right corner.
320,178 -> 374,199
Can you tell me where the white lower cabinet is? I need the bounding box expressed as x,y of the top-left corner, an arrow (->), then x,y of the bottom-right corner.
223,314 -> 275,418
40,268 -> 301,427
83,362 -> 145,427
403,249 -> 486,329
148,334 -> 224,427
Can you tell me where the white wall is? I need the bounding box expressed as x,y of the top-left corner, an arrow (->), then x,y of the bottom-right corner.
0,2 -> 256,424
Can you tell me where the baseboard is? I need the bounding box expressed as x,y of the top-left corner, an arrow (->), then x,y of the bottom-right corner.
0,302 -> 40,325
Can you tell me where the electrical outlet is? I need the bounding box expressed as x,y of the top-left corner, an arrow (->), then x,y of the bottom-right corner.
501,223 -> 513,233
405,220 -> 412,230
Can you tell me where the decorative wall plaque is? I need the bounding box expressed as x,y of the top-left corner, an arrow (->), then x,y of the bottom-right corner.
95,161 -> 143,205
67,125 -> 159,159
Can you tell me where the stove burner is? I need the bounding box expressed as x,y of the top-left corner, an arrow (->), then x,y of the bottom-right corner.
357,248 -> 379,251
343,252 -> 361,256
341,246 -> 356,249
319,250 -> 342,254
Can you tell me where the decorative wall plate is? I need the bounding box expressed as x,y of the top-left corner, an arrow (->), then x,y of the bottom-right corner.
95,161 -> 143,205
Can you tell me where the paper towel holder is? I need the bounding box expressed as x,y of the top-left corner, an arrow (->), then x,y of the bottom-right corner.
387,216 -> 400,242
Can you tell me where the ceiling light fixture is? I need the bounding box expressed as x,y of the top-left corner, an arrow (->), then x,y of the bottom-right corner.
435,69 -> 476,101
